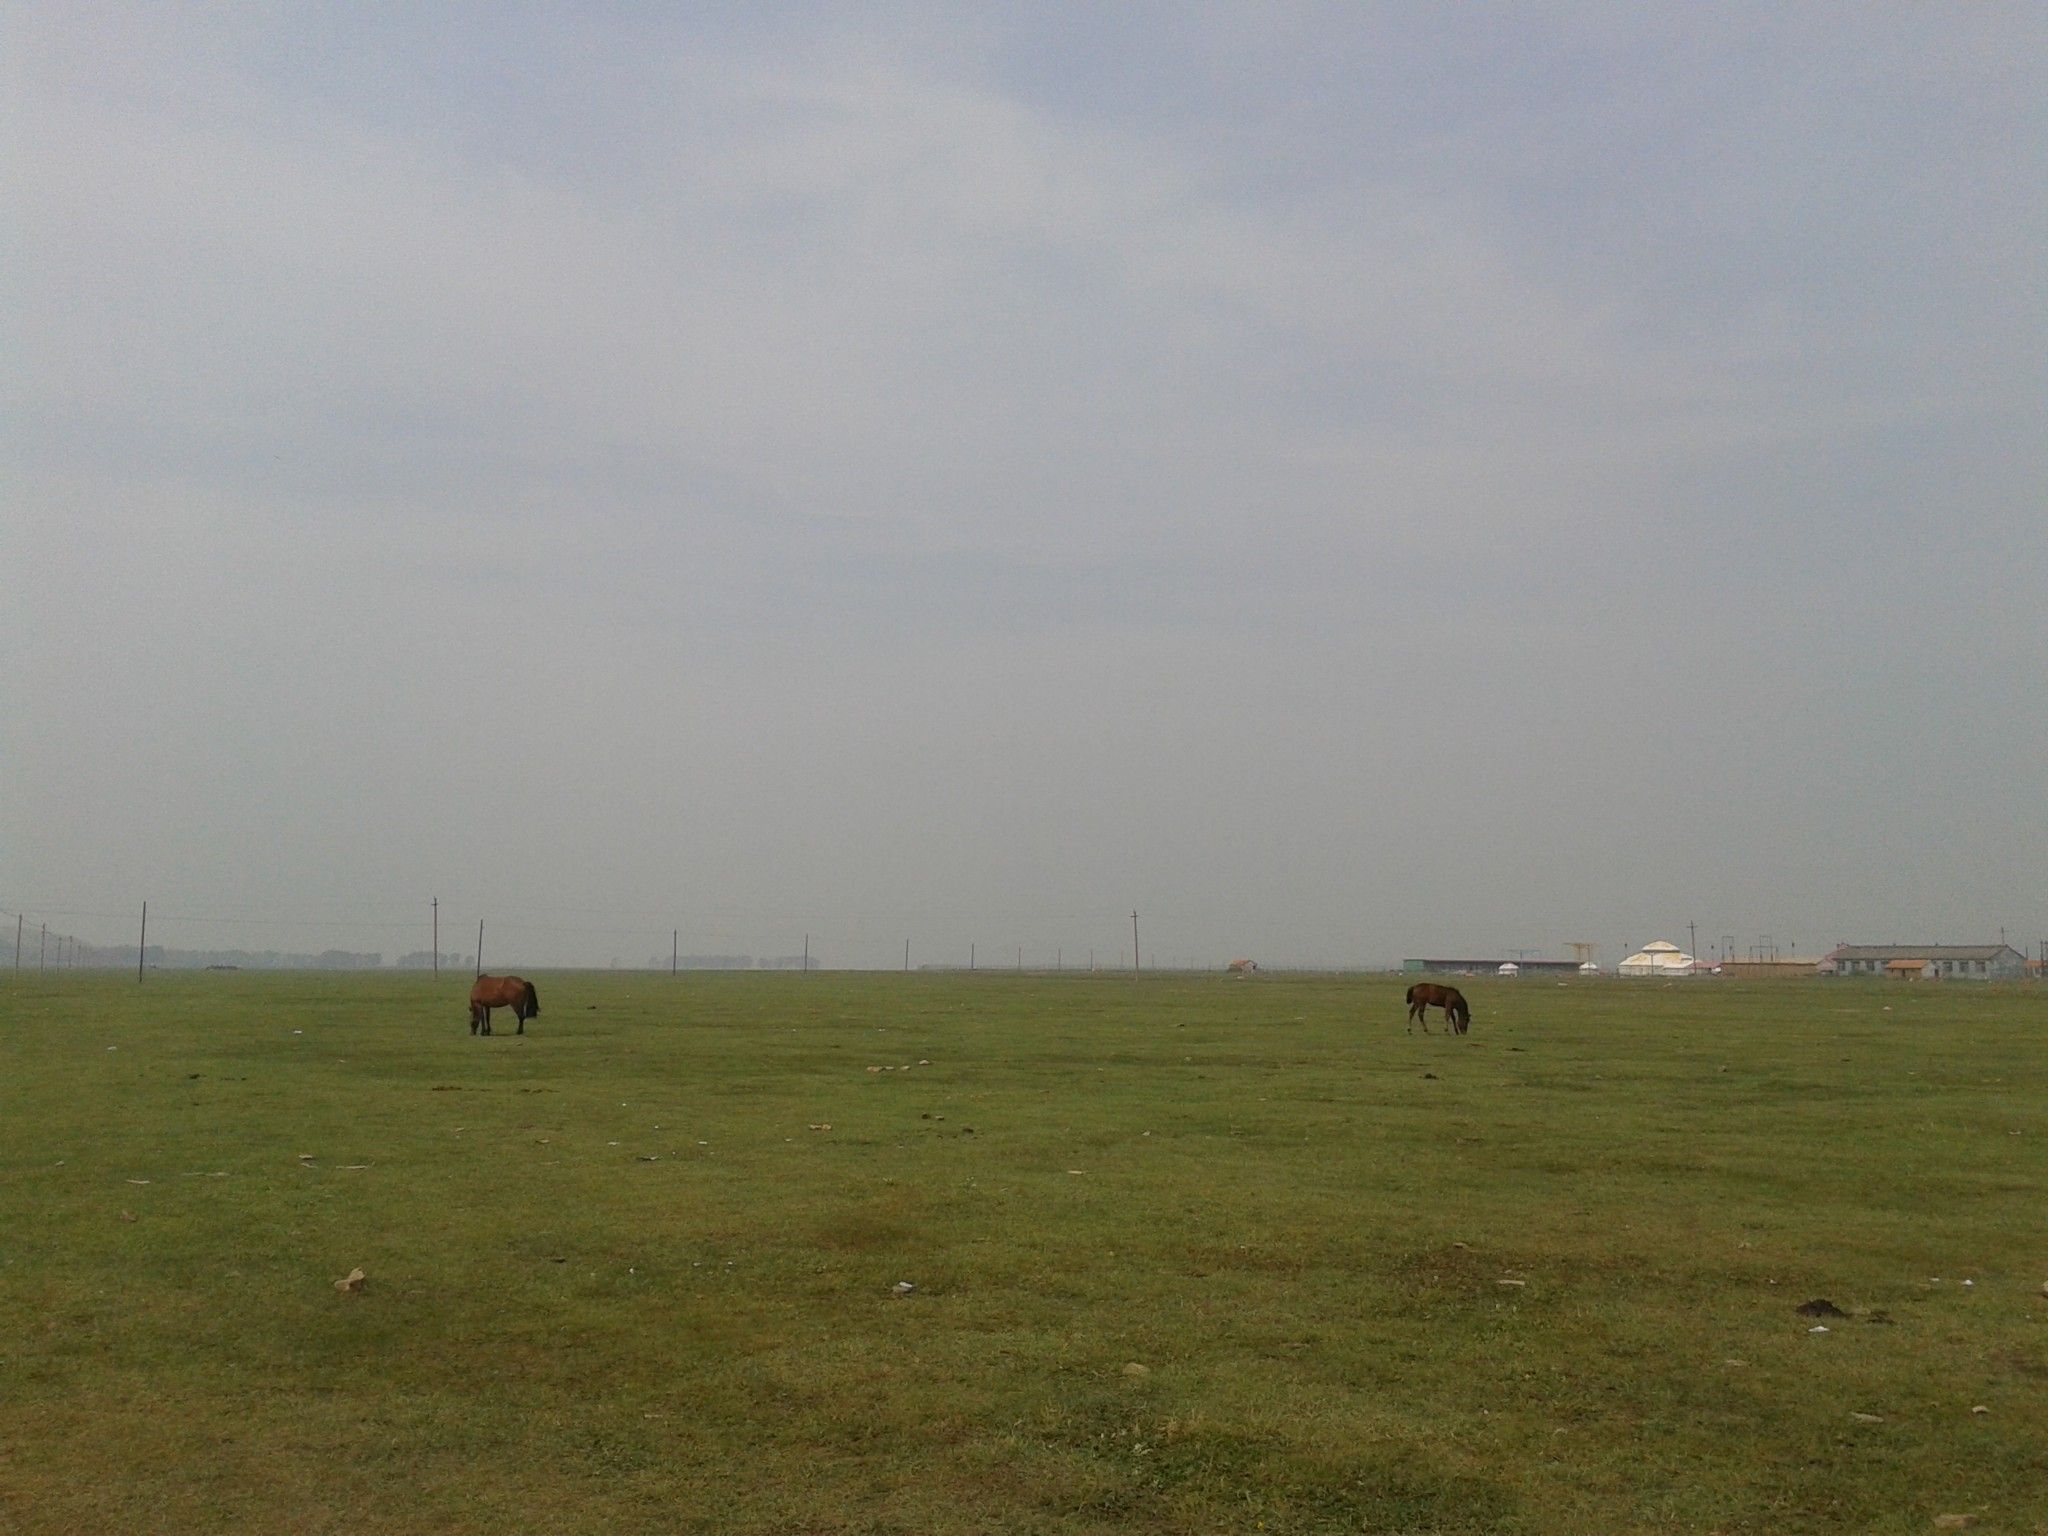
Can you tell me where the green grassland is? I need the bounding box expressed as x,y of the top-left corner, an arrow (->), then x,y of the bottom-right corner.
3,969 -> 2044,1534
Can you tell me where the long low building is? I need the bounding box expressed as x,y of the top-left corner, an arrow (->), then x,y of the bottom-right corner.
1824,944 -> 2028,980
1719,959 -> 1824,979
1402,958 -> 1583,977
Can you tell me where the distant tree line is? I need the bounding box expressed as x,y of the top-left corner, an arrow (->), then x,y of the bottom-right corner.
73,944 -> 386,970
395,951 -> 467,970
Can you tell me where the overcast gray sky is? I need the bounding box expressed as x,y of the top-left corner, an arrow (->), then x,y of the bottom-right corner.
5,4 -> 2044,969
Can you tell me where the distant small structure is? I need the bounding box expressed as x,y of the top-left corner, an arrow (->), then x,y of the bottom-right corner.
1577,961 -> 1600,975
1225,958 -> 1258,976
1497,962 -> 1519,977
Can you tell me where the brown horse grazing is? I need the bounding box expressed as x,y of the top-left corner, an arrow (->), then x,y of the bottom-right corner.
469,975 -> 540,1036
1405,982 -> 1470,1035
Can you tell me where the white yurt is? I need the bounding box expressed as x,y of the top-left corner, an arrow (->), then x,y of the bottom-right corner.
1618,940 -> 1697,977
1497,962 -> 1520,977
1578,961 -> 1601,975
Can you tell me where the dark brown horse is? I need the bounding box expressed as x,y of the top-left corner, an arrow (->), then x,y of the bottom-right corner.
469,975 -> 540,1036
1406,982 -> 1470,1035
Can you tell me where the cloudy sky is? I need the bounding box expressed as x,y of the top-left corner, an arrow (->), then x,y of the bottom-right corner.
5,4 -> 2043,969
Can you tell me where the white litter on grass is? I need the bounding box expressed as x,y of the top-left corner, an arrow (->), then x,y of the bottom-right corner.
1808,1325 -> 1830,1334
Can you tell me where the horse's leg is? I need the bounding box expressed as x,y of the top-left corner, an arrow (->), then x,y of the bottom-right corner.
516,1006 -> 525,1036
482,1006 -> 492,1036
469,1003 -> 478,1035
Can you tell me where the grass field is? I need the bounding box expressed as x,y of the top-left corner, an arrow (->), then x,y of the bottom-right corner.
3,969 -> 2044,1534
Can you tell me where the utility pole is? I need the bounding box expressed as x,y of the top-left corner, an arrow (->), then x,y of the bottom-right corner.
1017,947 -> 1022,972
432,898 -> 439,974
1688,921 -> 1697,961
904,939 -> 910,972
970,942 -> 975,971
803,934 -> 810,973
1131,911 -> 1140,979
136,904 -> 145,982
672,929 -> 678,976
476,920 -> 484,977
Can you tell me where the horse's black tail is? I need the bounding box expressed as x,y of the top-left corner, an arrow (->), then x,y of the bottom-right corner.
524,981 -> 540,1015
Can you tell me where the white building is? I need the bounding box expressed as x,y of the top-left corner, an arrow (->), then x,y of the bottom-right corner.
1618,940 -> 1698,977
